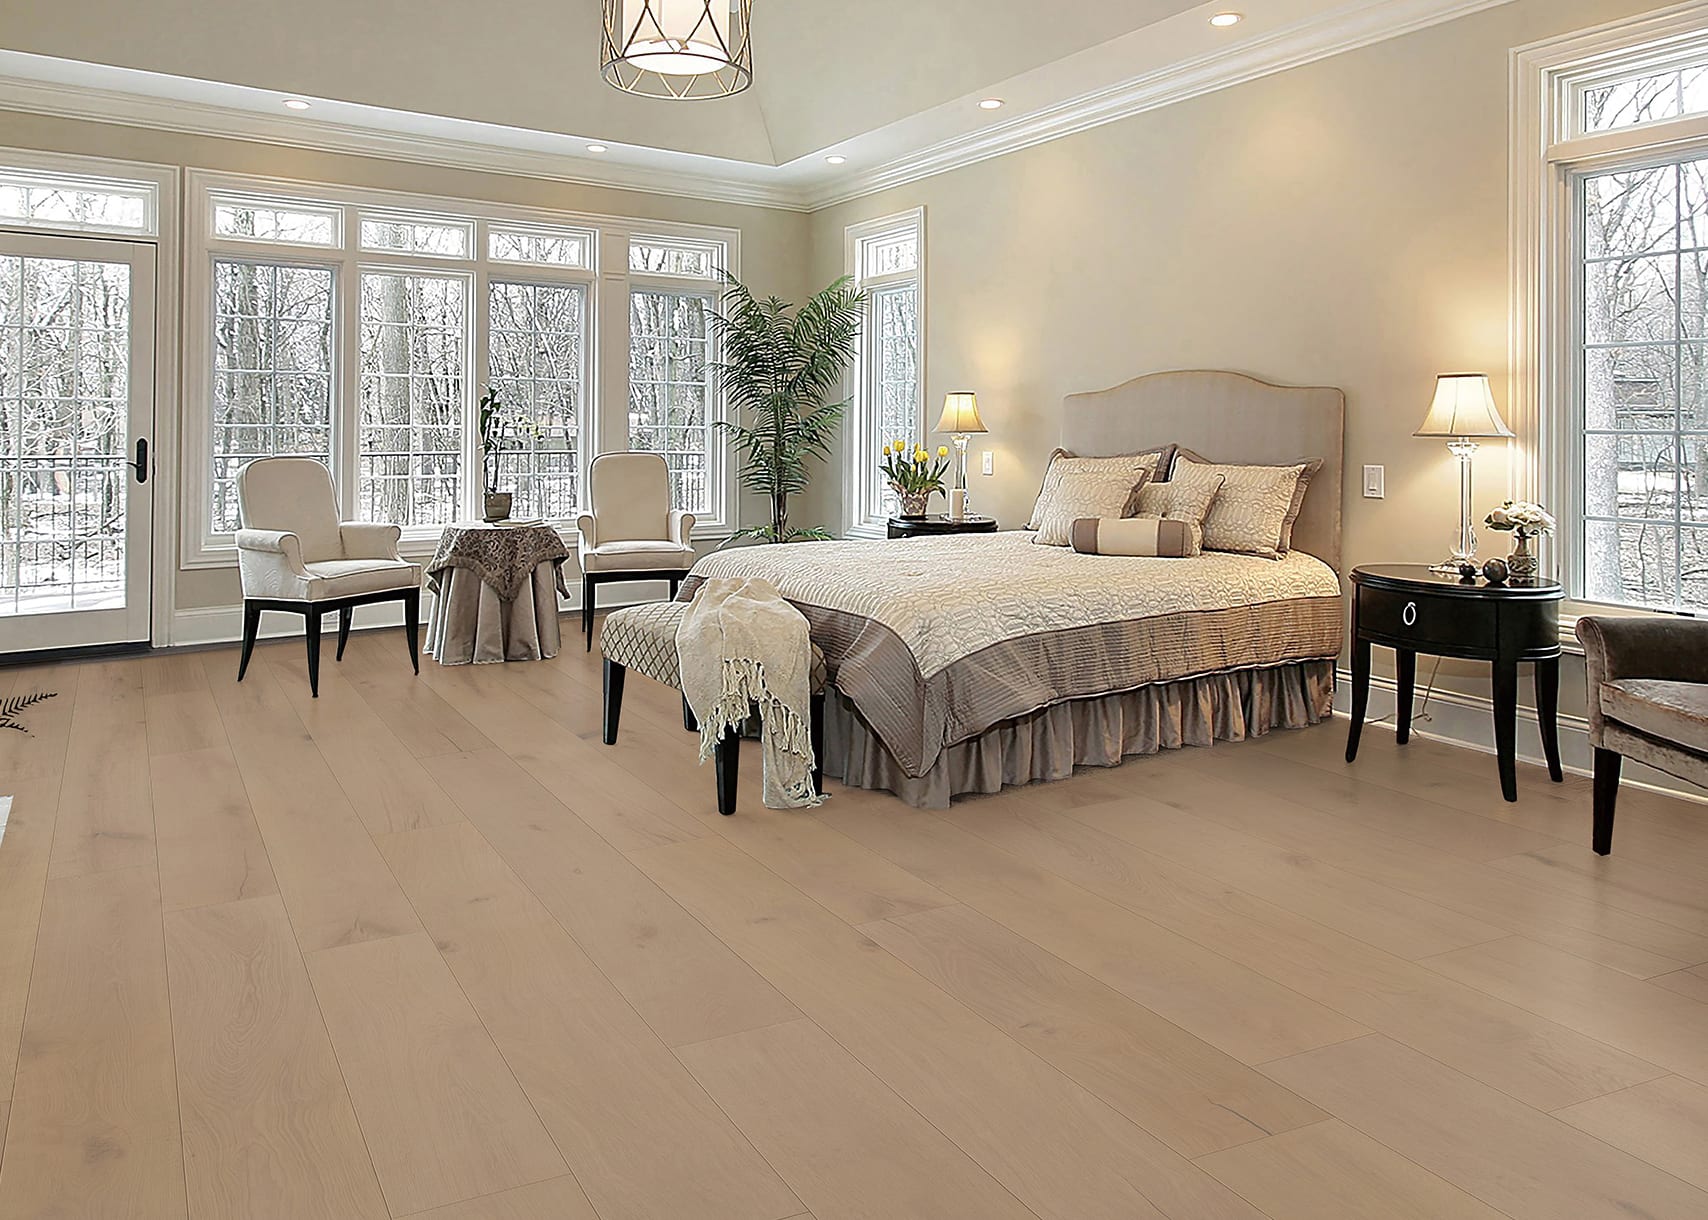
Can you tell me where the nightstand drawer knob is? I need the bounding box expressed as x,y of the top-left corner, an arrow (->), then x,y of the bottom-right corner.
1402,601 -> 1419,627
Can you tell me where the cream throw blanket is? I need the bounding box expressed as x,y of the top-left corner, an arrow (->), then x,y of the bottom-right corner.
676,576 -> 823,809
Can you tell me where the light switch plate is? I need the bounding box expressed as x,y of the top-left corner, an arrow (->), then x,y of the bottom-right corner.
981,451 -> 994,476
1363,464 -> 1385,498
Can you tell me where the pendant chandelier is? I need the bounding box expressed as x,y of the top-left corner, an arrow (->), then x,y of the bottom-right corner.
601,0 -> 753,100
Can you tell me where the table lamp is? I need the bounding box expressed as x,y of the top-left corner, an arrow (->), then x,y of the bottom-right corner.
935,391 -> 988,520
1414,373 -> 1514,574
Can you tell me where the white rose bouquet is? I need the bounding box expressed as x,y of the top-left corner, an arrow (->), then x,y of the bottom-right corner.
1484,500 -> 1556,539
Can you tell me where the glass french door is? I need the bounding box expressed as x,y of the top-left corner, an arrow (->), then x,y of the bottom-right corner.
0,233 -> 155,652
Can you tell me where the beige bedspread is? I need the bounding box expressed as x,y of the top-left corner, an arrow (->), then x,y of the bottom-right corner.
682,531 -> 1343,777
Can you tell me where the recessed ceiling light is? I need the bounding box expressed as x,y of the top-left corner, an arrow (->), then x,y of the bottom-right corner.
281,98 -> 312,110
586,143 -> 608,153
1209,11 -> 1243,27
978,98 -> 1004,110
825,154 -> 847,165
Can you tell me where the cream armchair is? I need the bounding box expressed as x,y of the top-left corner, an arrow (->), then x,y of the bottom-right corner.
235,457 -> 423,696
575,451 -> 696,650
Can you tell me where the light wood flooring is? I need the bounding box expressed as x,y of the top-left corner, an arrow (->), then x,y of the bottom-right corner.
2,628 -> 1708,1218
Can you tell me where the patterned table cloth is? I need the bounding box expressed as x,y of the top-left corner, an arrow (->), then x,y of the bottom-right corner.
425,523 -> 570,664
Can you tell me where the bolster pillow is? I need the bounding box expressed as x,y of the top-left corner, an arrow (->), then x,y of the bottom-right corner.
1070,515 -> 1202,557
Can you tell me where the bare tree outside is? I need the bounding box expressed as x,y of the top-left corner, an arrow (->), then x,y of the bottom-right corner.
358,271 -> 466,527
629,285 -> 713,513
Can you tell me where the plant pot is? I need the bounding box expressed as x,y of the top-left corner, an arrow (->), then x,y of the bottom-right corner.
896,490 -> 933,518
1508,532 -> 1539,579
483,492 -> 513,523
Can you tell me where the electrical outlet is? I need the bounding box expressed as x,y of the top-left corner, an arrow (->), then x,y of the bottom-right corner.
1363,464 -> 1385,499
981,450 -> 994,476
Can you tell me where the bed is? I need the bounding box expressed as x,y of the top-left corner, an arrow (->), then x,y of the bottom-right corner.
681,370 -> 1346,807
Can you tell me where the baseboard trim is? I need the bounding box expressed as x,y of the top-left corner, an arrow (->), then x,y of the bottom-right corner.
1332,666 -> 1707,806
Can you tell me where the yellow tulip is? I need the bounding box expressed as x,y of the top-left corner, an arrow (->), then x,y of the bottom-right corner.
915,448 -> 928,463
881,442 -> 891,455
938,446 -> 949,458
889,438 -> 902,453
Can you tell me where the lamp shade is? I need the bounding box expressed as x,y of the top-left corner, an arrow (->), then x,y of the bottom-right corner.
601,0 -> 752,100
1415,374 -> 1514,439
935,391 -> 987,434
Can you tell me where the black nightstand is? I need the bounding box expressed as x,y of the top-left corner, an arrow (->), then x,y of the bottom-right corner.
886,514 -> 999,539
1346,564 -> 1564,802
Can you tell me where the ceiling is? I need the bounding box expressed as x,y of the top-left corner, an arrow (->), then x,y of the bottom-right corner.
0,0 -> 1513,206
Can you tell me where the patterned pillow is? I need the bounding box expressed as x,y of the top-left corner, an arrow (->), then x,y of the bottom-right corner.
1029,459 -> 1153,547
1176,448 -> 1323,553
1135,462 -> 1225,524
1173,456 -> 1307,558
1026,448 -> 1168,528
1070,515 -> 1202,557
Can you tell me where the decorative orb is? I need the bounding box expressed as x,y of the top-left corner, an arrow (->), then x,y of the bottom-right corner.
1482,558 -> 1509,585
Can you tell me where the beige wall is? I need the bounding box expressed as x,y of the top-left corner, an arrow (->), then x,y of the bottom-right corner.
0,112 -> 813,615
805,0 -> 1677,724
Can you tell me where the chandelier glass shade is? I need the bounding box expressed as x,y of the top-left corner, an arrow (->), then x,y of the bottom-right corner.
601,0 -> 753,100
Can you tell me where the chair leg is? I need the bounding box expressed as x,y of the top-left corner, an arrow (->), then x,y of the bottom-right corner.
583,574 -> 595,652
682,695 -> 698,733
336,605 -> 353,661
304,607 -> 323,698
810,692 -> 825,794
1593,747 -> 1622,855
603,660 -> 626,746
715,726 -> 740,815
402,588 -> 420,675
236,600 -> 262,682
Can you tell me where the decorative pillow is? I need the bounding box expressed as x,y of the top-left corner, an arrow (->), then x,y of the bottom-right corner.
1136,462 -> 1225,524
1173,456 -> 1307,558
1070,515 -> 1202,557
1175,448 -> 1323,553
1029,461 -> 1153,547
1027,448 -> 1169,527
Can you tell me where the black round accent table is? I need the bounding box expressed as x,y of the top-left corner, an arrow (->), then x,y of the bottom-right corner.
886,514 -> 999,539
1346,564 -> 1564,802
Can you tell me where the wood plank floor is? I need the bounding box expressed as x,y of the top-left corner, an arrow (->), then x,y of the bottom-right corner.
2,628 -> 1708,1218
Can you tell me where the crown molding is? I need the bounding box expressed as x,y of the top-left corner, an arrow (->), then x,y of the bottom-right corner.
803,0 -> 1517,209
0,0 -> 1514,216
0,74 -> 812,212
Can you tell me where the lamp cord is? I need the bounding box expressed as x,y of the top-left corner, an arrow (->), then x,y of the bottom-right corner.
1367,656 -> 1443,729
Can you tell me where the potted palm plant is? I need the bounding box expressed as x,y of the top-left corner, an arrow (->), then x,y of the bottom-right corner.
709,274 -> 864,542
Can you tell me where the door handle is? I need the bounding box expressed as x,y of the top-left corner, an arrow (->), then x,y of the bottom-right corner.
131,437 -> 149,484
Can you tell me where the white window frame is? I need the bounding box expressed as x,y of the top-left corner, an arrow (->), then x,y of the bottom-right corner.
183,169 -> 739,566
0,147 -> 179,648
1513,1 -> 1708,625
843,208 -> 925,538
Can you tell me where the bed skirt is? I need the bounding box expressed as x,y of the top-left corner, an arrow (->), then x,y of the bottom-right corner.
822,659 -> 1335,809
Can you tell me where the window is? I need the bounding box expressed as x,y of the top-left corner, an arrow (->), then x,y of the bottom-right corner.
212,197 -> 339,246
210,259 -> 335,532
845,210 -> 924,535
629,287 -> 715,512
358,270 -> 468,526
0,166 -> 155,235
488,280 -> 586,520
627,234 -> 729,516
185,171 -> 738,562
1583,58 -> 1708,133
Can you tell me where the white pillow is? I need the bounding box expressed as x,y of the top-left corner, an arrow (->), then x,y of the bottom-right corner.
1028,456 -> 1154,547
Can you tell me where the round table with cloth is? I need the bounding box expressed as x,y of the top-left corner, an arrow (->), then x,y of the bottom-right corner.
424,523 -> 570,664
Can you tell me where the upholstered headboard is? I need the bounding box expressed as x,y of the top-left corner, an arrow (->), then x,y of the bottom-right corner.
1062,370 -> 1346,571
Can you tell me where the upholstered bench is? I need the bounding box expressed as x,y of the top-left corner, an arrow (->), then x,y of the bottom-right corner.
600,600 -> 828,815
